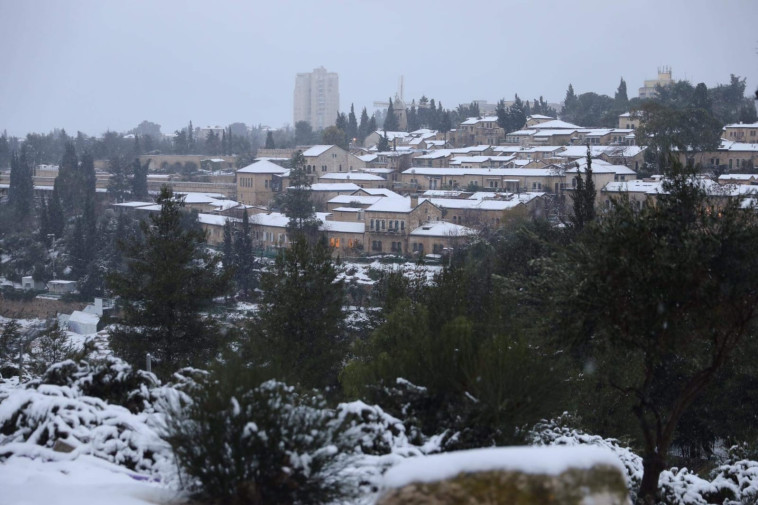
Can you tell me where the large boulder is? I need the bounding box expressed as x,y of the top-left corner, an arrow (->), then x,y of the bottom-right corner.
376,445 -> 630,505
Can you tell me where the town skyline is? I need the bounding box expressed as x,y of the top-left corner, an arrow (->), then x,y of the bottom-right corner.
1,0 -> 756,137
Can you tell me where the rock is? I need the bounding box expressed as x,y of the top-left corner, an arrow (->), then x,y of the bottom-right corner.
376,446 -> 630,505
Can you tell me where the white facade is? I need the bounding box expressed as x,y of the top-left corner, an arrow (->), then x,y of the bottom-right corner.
293,66 -> 339,131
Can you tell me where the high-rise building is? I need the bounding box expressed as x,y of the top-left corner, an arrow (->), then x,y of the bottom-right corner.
293,66 -> 339,131
638,66 -> 673,99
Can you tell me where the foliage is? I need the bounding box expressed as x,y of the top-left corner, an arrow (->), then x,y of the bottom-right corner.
283,150 -> 320,236
383,98 -> 399,131
539,159 -> 758,504
248,234 -> 345,391
377,133 -> 390,152
107,186 -> 230,378
570,146 -> 596,230
166,365 -> 357,505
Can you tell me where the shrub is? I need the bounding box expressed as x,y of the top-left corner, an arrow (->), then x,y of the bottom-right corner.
165,371 -> 358,505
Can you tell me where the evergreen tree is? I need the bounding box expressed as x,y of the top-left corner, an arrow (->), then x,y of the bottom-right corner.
132,158 -> 149,200
204,130 -> 221,155
561,84 -> 578,121
357,107 -> 370,144
187,121 -> 195,153
570,146 -> 596,230
107,156 -> 131,203
265,131 -> 275,149
234,209 -> 256,296
321,126 -> 347,149
294,120 -> 314,146
367,115 -> 377,136
542,159 -> 758,505
283,151 -> 319,236
38,195 -> 50,246
383,98 -> 399,131
56,142 -> 79,215
406,103 -> 419,132
377,132 -> 390,152
335,112 -> 348,132
222,219 -> 234,271
0,132 -> 10,169
173,129 -> 189,154
250,234 -> 345,390
614,77 -> 629,111
108,186 -> 231,377
80,152 -> 96,200
8,146 -> 34,218
347,104 -> 358,142
48,184 -> 65,239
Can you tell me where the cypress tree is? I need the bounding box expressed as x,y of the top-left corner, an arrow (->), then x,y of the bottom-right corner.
48,184 -> 65,239
347,104 -> 358,142
265,131 -> 275,149
234,209 -> 256,296
132,158 -> 149,200
571,146 -> 596,230
383,98 -> 399,131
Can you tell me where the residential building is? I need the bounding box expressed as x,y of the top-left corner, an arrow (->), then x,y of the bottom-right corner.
293,66 -> 339,131
302,145 -> 366,176
722,122 -> 758,142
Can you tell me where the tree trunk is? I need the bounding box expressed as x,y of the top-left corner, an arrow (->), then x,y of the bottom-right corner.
637,451 -> 666,505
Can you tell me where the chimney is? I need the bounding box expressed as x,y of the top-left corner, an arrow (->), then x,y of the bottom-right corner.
410,195 -> 419,208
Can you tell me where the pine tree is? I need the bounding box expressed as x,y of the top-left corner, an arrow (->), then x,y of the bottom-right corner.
283,150 -> 319,237
377,132 -> 390,152
335,112 -> 348,132
108,186 -> 231,377
383,98 -> 399,131
250,234 -> 345,390
367,115 -> 377,136
107,156 -> 131,203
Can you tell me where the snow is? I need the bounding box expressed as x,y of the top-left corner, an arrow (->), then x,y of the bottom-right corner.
302,145 -> 335,157
0,455 -> 181,505
382,445 -> 624,489
236,159 -> 288,174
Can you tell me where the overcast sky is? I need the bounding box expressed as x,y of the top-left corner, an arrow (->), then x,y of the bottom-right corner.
0,0 -> 756,137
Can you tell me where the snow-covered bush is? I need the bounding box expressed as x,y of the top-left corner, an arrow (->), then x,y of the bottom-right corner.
529,415 -> 643,501
0,369 -> 173,480
165,375 -> 360,505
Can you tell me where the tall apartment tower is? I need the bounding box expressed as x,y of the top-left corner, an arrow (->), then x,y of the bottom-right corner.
293,66 -> 339,131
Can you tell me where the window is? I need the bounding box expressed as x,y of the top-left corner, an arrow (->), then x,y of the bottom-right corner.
322,165 -> 327,172
370,219 -> 374,230
329,237 -> 340,248
264,180 -> 268,189
372,240 -> 382,251
400,221 -> 405,231
381,220 -> 385,230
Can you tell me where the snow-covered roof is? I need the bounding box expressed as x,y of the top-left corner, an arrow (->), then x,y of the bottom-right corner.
319,219 -> 365,234
409,221 -> 477,237
528,114 -> 554,120
403,167 -> 564,177
308,183 -> 362,192
319,172 -> 384,181
719,174 -> 758,181
112,201 -> 154,208
364,197 -> 420,213
460,116 -> 499,125
567,159 -> 637,175
359,188 -> 402,197
507,129 -> 537,136
724,122 -> 758,129
328,195 -> 385,206
357,154 -> 378,162
532,119 -> 583,129
302,145 -> 335,157
197,214 -> 239,227
719,140 -> 758,152
556,145 -> 645,158
237,159 -> 288,174
420,197 -> 526,211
